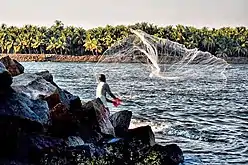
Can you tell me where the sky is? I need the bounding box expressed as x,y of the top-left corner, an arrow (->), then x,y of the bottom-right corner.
0,0 -> 247,29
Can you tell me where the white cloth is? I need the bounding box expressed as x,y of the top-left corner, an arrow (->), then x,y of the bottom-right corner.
96,82 -> 109,107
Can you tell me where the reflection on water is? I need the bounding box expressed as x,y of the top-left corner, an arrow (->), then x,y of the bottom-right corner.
21,62 -> 248,165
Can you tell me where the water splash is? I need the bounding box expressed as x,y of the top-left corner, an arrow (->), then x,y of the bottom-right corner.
129,119 -> 170,133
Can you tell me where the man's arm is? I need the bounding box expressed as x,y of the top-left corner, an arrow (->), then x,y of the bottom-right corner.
105,84 -> 117,99
106,98 -> 114,103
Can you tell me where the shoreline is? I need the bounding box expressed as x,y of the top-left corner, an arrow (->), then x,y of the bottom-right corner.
3,54 -> 248,64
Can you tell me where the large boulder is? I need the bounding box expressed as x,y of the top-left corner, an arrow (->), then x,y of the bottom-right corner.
0,55 -> 24,76
48,98 -> 116,142
0,89 -> 48,158
34,71 -> 82,110
127,125 -> 156,146
7,73 -> 60,126
10,71 -> 83,134
82,98 -> 115,137
110,110 -> 132,137
48,103 -> 80,137
0,90 -> 49,126
48,99 -> 104,143
12,73 -> 58,100
0,116 -> 42,161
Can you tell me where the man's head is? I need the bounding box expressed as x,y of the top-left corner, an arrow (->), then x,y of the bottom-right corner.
98,74 -> 106,82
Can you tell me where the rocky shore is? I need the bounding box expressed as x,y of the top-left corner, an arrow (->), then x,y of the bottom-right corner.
0,55 -> 184,165
4,54 -> 248,64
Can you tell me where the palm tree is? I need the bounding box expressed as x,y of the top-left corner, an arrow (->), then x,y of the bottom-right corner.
46,37 -> 57,54
84,34 -> 98,55
201,36 -> 216,52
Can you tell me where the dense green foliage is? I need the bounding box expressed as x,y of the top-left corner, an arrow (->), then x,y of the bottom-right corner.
0,20 -> 247,57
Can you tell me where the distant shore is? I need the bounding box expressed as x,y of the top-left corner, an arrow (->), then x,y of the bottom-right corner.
3,54 -> 248,64
6,54 -> 102,62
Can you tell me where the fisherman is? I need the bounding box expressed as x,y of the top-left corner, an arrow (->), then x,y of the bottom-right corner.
96,74 -> 122,136
96,74 -> 121,109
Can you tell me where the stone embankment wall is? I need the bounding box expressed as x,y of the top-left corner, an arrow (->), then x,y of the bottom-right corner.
6,54 -> 103,62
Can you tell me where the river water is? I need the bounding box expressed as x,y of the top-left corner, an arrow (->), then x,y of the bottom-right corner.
21,62 -> 248,165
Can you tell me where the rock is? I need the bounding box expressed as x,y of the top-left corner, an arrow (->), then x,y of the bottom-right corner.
44,91 -> 61,110
48,100 -> 103,143
11,71 -> 81,126
0,73 -> 53,127
103,137 -> 147,164
77,99 -> 110,142
35,71 -> 53,83
139,144 -> 184,165
103,139 -> 184,165
0,55 -> 24,76
65,136 -> 85,147
0,90 -> 49,125
34,70 -> 82,110
0,69 -> 50,151
162,144 -> 184,165
13,134 -> 66,164
127,125 -> 155,146
98,126 -> 156,164
58,89 -> 81,110
0,62 -> 12,94
48,103 -> 79,137
0,62 -> 8,73
32,71 -> 64,109
11,73 -> 58,100
40,143 -> 109,165
0,93 -> 48,161
0,116 -> 43,162
82,98 -> 115,137
38,137 -> 183,165
110,110 -> 132,137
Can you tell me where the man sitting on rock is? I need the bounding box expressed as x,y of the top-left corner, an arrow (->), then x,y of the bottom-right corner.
96,74 -> 121,136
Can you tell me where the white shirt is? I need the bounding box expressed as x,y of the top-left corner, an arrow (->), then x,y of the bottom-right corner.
96,81 -> 112,107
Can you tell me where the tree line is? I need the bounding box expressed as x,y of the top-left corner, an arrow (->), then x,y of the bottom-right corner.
0,20 -> 247,57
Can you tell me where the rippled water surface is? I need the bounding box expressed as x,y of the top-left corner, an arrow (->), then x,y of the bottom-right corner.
21,62 -> 248,165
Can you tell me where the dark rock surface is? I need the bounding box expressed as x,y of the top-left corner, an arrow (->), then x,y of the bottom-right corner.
110,110 -> 132,137
0,62 -> 13,94
0,55 -> 24,76
127,125 -> 156,146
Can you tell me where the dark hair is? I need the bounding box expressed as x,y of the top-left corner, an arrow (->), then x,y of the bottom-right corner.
98,74 -> 106,82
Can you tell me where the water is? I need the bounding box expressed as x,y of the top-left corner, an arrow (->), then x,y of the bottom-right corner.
21,62 -> 248,165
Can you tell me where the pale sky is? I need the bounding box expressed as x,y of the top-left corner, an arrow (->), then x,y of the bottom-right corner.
0,0 -> 247,29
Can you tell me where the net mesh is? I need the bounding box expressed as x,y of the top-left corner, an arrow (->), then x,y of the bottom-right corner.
93,29 -> 229,100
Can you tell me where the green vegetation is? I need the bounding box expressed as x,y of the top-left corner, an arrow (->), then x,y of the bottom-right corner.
0,20 -> 247,57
